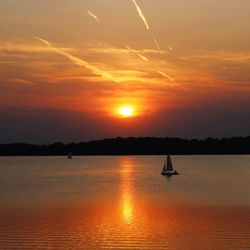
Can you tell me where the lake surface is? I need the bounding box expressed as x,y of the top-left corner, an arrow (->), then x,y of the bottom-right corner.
0,155 -> 250,249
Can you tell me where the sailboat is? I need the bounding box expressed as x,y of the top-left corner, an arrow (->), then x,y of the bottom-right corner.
161,155 -> 179,176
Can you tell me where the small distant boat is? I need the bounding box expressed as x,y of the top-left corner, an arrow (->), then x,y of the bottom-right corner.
67,152 -> 72,159
161,155 -> 179,176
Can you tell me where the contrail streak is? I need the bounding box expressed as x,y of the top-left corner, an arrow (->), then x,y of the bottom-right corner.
132,0 -> 150,30
87,10 -> 100,22
34,37 -> 120,82
157,71 -> 174,82
168,47 -> 174,52
153,38 -> 163,54
126,45 -> 149,62
131,1 -> 167,55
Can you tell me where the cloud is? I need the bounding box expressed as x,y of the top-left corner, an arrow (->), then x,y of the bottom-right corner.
0,41 -> 74,53
7,78 -> 34,85
1,39 -> 249,94
34,37 -> 121,83
180,50 -> 250,63
86,45 -> 167,56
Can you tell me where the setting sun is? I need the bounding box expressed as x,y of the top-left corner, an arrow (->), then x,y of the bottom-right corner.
119,106 -> 134,118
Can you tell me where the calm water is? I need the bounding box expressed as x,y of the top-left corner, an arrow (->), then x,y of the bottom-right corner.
0,155 -> 250,249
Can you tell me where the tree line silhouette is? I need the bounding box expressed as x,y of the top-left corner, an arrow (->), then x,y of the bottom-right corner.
0,137 -> 249,156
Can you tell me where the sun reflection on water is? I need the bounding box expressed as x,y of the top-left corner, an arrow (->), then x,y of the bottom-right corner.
120,157 -> 134,224
122,192 -> 133,224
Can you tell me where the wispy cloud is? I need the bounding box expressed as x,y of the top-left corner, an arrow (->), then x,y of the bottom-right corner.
34,37 -> 120,83
87,10 -> 100,22
180,50 -> 250,62
86,45 -> 167,56
132,0 -> 150,30
7,78 -> 34,85
3,39 -> 249,91
0,42 -> 70,53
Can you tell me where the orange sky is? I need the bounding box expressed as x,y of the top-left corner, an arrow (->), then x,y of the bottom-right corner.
0,0 -> 249,142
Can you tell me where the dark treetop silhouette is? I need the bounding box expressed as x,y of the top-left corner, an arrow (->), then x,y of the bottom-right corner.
0,137 -> 249,156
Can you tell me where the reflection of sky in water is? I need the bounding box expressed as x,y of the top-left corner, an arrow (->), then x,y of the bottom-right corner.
0,156 -> 250,249
1,155 -> 250,207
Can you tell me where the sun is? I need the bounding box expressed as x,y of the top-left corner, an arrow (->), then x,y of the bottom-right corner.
118,106 -> 134,118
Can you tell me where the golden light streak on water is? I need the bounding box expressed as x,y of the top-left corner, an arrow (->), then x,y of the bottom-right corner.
120,158 -> 134,224
122,192 -> 133,224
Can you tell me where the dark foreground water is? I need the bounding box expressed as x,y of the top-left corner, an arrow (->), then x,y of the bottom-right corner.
0,155 -> 250,249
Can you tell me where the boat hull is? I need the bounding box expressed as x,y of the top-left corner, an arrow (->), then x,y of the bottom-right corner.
161,171 -> 179,176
